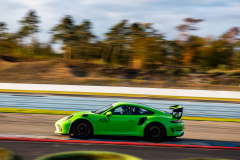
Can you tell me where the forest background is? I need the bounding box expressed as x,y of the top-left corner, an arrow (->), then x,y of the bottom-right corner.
0,10 -> 240,91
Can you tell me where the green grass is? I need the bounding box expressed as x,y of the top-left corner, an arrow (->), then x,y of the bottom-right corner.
0,107 -> 239,122
1,89 -> 240,102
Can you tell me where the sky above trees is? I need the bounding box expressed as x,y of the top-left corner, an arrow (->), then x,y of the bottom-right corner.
1,0 -> 240,44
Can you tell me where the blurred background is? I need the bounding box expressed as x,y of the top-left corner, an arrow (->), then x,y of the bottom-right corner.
0,0 -> 240,90
0,1 -> 240,160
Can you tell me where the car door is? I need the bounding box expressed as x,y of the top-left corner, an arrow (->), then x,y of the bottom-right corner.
97,105 -> 137,135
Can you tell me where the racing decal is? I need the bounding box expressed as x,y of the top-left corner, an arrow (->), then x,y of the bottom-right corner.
99,118 -> 110,123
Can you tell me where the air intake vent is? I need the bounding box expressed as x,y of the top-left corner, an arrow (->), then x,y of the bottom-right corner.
138,117 -> 147,125
82,114 -> 89,117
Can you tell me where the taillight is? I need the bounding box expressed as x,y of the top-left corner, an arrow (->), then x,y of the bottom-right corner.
170,120 -> 181,123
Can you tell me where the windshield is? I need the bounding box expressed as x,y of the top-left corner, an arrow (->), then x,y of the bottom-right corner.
94,104 -> 112,114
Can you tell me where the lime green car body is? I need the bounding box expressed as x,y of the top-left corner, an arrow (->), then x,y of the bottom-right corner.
55,102 -> 184,138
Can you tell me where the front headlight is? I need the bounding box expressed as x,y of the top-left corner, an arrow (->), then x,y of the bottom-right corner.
64,115 -> 73,121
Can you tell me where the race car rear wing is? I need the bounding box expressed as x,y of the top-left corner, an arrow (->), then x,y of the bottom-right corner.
169,105 -> 183,119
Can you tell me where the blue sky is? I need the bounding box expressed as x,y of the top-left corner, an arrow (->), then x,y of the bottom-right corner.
1,0 -> 240,44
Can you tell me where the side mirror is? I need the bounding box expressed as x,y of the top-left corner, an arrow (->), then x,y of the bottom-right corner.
106,111 -> 112,117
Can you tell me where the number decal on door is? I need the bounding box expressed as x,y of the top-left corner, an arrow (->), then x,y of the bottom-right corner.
99,118 -> 110,123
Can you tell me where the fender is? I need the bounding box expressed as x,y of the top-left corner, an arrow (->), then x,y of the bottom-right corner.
143,121 -> 167,136
144,115 -> 169,129
68,117 -> 95,134
143,117 -> 168,136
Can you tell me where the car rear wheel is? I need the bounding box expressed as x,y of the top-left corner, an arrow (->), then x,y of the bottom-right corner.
72,120 -> 93,139
144,123 -> 166,142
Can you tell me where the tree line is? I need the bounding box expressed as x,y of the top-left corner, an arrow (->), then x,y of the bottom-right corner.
0,10 -> 240,69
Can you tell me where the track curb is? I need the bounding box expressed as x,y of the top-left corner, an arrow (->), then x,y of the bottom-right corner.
1,137 -> 240,150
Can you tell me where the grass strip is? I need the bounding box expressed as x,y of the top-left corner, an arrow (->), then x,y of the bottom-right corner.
0,108 -> 75,115
0,89 -> 240,102
0,107 -> 239,122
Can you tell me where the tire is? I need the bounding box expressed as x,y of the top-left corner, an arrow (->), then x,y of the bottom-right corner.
72,120 -> 93,139
144,123 -> 166,142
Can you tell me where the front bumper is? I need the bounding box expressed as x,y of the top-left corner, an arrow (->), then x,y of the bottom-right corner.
55,119 -> 72,134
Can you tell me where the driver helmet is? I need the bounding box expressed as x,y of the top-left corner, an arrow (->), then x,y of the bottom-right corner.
120,106 -> 129,115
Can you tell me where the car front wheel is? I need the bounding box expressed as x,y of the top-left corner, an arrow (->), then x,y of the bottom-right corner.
144,123 -> 166,142
72,120 -> 92,139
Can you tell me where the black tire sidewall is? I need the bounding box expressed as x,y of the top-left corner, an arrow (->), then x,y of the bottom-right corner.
72,120 -> 92,138
144,123 -> 166,142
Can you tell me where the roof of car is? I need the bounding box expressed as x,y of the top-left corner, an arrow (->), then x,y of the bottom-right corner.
114,101 -> 148,107
113,101 -> 164,114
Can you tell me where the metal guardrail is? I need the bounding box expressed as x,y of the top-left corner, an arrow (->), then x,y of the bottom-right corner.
0,93 -> 239,119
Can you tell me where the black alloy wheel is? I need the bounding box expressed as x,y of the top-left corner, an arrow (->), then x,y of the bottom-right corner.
144,123 -> 166,142
72,120 -> 92,138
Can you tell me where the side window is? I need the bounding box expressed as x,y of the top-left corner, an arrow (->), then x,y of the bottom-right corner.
135,107 -> 154,115
111,106 -> 122,115
110,105 -> 135,115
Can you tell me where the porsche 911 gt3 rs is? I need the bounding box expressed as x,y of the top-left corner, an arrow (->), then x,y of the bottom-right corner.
55,101 -> 184,142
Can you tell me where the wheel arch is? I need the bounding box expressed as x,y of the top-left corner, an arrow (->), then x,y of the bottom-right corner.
143,121 -> 167,137
68,118 -> 95,134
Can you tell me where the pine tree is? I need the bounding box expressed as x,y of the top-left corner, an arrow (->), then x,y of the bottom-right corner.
50,15 -> 76,59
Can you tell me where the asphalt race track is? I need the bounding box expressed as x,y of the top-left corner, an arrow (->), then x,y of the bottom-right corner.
1,113 -> 240,143
1,140 -> 240,160
0,92 -> 240,160
0,113 -> 240,160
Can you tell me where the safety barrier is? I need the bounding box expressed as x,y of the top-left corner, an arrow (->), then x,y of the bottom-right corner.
0,93 -> 239,118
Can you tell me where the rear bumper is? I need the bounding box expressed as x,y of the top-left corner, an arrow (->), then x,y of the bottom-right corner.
165,122 -> 184,137
179,131 -> 184,137
167,132 -> 184,138
167,130 -> 184,137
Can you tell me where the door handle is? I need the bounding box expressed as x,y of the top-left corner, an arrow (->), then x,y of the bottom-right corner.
128,120 -> 134,122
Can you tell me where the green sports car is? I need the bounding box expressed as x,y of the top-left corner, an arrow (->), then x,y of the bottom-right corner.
55,101 -> 184,142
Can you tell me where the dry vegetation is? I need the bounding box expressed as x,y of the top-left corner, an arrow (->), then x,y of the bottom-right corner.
1,59 -> 240,91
